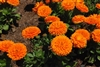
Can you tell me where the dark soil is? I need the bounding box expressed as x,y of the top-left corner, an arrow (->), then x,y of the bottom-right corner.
0,0 -> 99,67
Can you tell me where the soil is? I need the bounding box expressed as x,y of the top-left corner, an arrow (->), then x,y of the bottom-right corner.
0,0 -> 98,67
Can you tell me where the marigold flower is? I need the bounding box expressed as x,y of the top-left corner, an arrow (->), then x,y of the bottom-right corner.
75,29 -> 90,40
76,3 -> 89,13
32,1 -> 45,12
70,33 -> 87,48
22,26 -> 41,39
72,15 -> 85,24
92,29 -> 100,43
51,35 -> 72,56
75,0 -> 84,3
7,0 -> 19,6
52,0 -> 62,2
37,5 -> 52,17
0,0 -> 6,3
96,3 -> 100,9
7,43 -> 27,60
96,21 -> 100,29
84,14 -> 98,25
61,0 -> 75,11
0,40 -> 14,52
44,16 -> 60,23
45,0 -> 50,4
48,21 -> 67,36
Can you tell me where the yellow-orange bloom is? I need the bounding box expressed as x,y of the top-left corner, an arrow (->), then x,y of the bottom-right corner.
61,0 -> 75,11
44,16 -> 60,23
72,15 -> 85,24
92,29 -> 100,43
76,3 -> 89,13
0,0 -> 5,3
74,0 -> 84,3
84,14 -> 98,25
52,0 -> 62,2
32,1 -> 45,12
75,29 -> 90,40
45,0 -> 50,4
37,5 -> 52,17
0,40 -> 14,52
70,33 -> 87,48
7,43 -> 27,60
7,0 -> 19,6
22,26 -> 41,39
51,35 -> 72,56
48,21 -> 67,36
96,3 -> 100,9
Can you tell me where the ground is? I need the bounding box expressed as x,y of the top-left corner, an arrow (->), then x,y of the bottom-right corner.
0,0 -> 97,67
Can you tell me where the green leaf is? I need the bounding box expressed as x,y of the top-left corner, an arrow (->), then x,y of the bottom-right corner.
2,25 -> 9,31
96,49 -> 100,54
27,53 -> 34,57
88,57 -> 95,63
97,56 -> 100,61
66,65 -> 71,67
0,30 -> 2,34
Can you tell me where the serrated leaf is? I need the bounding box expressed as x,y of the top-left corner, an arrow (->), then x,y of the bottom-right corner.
2,25 -> 9,31
97,56 -> 100,61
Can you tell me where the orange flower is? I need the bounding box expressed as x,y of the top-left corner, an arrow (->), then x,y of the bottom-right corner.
7,0 -> 19,6
22,26 -> 41,39
7,43 -> 27,60
37,5 -> 52,17
70,33 -> 87,48
32,1 -> 45,12
74,0 -> 84,3
44,16 -> 60,23
0,0 -> 6,3
96,3 -> 100,9
61,0 -> 75,11
52,0 -> 62,2
72,15 -> 85,24
51,35 -> 72,56
45,0 -> 50,4
48,21 -> 67,36
92,29 -> 100,43
96,21 -> 100,29
0,40 -> 14,52
75,29 -> 90,40
76,3 -> 89,13
84,14 -> 98,25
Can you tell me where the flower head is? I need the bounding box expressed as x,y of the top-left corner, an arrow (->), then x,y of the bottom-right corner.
22,26 -> 41,39
76,3 -> 89,13
72,15 -> 85,24
32,1 -> 45,12
0,40 -> 14,52
48,21 -> 67,36
75,29 -> 90,40
52,0 -> 62,2
44,16 -> 60,23
7,0 -> 19,6
70,33 -> 87,48
37,5 -> 52,17
51,35 -> 72,56
45,0 -> 50,4
96,3 -> 100,9
0,0 -> 6,3
61,0 -> 75,11
7,43 -> 27,60
92,29 -> 100,43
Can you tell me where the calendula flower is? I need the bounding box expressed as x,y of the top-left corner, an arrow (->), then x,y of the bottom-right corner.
52,0 -> 62,2
51,35 -> 72,56
45,0 -> 50,4
0,40 -> 14,52
76,3 -> 89,13
32,1 -> 45,12
75,29 -> 90,40
7,43 -> 27,60
84,14 -> 98,25
72,15 -> 85,24
44,16 -> 60,23
37,5 -> 52,17
7,0 -> 19,6
96,3 -> 100,9
74,0 -> 84,3
70,33 -> 87,48
22,26 -> 41,39
0,0 -> 5,3
48,21 -> 67,36
61,0 -> 75,11
92,29 -> 100,43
